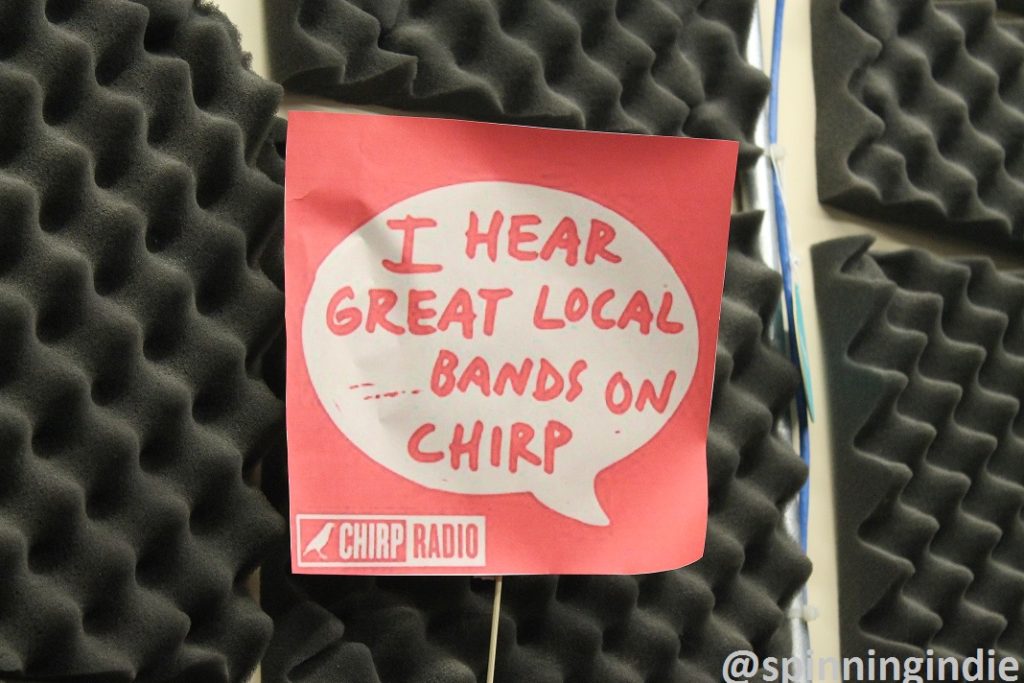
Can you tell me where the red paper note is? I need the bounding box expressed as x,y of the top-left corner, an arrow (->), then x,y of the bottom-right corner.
285,112 -> 737,575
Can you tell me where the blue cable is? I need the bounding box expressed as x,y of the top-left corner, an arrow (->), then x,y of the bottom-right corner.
769,0 -> 784,144
768,0 -> 811,552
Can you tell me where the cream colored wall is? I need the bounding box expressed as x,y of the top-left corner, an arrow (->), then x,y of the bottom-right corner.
769,0 -> 845,667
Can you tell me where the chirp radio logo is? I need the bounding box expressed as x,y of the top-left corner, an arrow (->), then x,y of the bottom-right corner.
295,515 -> 486,568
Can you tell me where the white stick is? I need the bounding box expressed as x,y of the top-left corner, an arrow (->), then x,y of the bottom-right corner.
485,576 -> 503,683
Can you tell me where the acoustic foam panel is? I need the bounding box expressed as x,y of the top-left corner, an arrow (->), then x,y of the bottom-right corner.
262,0 -> 769,170
0,0 -> 287,680
812,236 -> 1024,669
812,0 -> 1024,247
261,209 -> 812,683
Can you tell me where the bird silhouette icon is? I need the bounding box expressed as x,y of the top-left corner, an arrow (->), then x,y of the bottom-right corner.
302,522 -> 336,560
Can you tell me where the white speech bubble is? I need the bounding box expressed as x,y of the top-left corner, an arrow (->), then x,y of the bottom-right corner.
302,182 -> 698,525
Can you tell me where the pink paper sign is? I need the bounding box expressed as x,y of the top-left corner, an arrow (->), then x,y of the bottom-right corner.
285,112 -> 737,575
